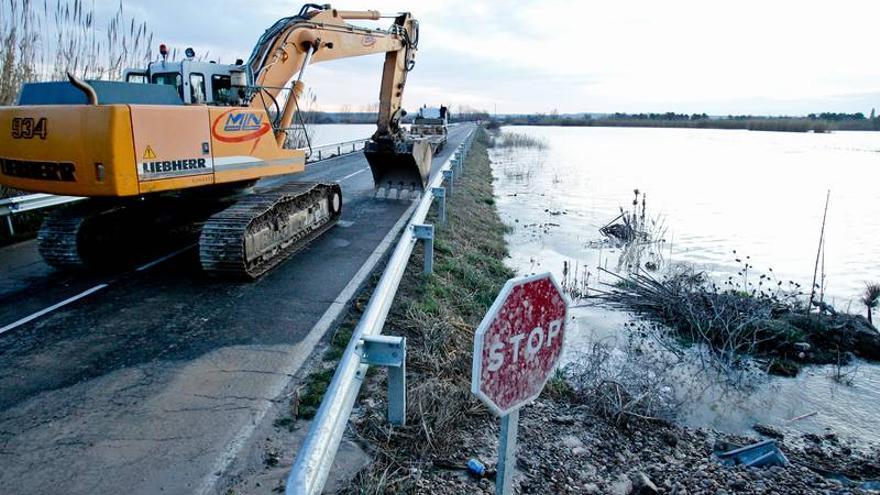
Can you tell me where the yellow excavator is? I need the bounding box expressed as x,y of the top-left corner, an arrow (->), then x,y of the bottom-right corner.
0,4 -> 432,278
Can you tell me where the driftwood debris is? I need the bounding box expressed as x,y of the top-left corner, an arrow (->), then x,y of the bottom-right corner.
597,267 -> 880,376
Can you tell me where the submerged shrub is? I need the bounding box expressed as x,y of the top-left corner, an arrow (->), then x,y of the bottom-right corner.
489,131 -> 548,149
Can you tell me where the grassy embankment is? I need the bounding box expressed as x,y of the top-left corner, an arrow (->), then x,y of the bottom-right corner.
347,128 -> 518,491
275,127 -> 513,424
273,128 -> 515,491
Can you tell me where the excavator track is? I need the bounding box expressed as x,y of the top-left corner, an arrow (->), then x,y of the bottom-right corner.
199,182 -> 342,279
37,196 -> 226,271
37,204 -> 98,268
36,201 -> 152,269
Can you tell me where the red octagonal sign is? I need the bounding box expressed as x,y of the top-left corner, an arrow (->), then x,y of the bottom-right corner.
471,272 -> 568,416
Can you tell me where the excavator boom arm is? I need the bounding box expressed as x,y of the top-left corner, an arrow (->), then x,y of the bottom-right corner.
246,6 -> 419,144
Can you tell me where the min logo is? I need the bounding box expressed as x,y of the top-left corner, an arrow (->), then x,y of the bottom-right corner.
223,112 -> 263,132
212,109 -> 271,144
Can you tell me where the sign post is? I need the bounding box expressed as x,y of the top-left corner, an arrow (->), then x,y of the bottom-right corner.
471,273 -> 568,495
496,408 -> 519,494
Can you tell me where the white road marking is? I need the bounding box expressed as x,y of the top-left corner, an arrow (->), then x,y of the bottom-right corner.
135,243 -> 197,272
340,168 -> 367,181
0,283 -> 109,335
0,244 -> 198,335
194,198 -> 421,495
196,129 -> 473,487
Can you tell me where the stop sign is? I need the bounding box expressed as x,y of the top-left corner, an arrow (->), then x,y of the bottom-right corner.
471,273 -> 568,416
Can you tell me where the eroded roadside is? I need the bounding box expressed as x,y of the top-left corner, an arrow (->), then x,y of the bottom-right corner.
227,129 -> 880,495
222,128 -> 512,494
309,129 -> 880,494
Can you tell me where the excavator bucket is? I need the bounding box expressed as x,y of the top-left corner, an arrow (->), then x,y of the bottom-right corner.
364,138 -> 433,197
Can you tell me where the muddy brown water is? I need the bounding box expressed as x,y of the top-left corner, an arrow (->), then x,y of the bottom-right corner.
489,125 -> 880,444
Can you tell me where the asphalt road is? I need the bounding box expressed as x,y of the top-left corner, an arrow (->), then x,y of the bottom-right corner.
0,124 -> 473,494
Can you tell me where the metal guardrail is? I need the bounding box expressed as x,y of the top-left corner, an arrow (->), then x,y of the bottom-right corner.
287,127 -> 477,494
0,138 -> 372,236
0,193 -> 85,235
0,193 -> 86,215
305,138 -> 369,163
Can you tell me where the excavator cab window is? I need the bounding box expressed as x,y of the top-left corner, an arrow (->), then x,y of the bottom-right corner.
151,72 -> 184,101
125,72 -> 148,84
211,75 -> 232,104
190,73 -> 206,104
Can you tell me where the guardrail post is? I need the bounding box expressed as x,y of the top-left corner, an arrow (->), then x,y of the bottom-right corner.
413,224 -> 434,275
317,149 -> 322,161
360,335 -> 407,426
352,142 -> 356,152
337,145 -> 341,156
443,169 -> 454,196
432,187 -> 446,226
5,216 -> 13,236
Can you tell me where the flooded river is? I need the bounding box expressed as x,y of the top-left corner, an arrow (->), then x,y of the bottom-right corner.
310,124 -> 375,146
489,126 -> 880,443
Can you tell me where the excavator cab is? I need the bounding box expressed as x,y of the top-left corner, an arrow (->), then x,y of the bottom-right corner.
121,51 -> 247,106
17,49 -> 248,109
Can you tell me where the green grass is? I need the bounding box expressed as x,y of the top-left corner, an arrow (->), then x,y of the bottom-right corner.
297,368 -> 334,418
343,128 -> 518,492
278,129 -> 514,440
275,129 -> 519,492
543,369 -> 575,400
273,322 -> 356,429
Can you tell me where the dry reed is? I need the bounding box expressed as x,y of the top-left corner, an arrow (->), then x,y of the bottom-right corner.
0,0 -> 154,106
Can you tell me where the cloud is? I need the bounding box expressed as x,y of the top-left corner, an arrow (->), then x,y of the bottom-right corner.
107,0 -> 880,114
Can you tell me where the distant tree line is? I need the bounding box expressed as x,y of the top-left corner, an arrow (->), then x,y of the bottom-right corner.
307,105 -> 880,133
608,112 -> 709,121
304,104 -> 491,125
451,106 -> 491,122
807,112 -> 867,121
493,108 -> 880,133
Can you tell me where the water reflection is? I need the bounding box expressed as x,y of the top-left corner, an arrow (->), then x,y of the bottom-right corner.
490,126 -> 880,442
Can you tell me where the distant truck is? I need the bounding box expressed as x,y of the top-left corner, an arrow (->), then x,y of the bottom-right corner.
410,105 -> 448,154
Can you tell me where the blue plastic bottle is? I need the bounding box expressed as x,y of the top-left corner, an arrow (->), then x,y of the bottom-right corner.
467,458 -> 486,477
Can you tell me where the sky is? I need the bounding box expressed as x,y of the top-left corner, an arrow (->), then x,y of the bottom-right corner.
99,0 -> 880,115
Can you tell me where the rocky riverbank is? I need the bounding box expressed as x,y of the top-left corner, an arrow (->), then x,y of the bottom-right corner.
398,395 -> 880,494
